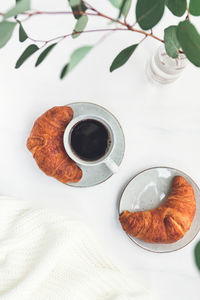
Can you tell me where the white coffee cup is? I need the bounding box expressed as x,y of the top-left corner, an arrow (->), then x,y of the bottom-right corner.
63,115 -> 119,174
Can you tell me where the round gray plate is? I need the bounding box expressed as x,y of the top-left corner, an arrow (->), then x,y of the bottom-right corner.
119,167 -> 200,253
66,102 -> 125,187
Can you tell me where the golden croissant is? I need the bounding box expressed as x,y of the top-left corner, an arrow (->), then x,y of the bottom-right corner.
119,176 -> 196,243
27,106 -> 82,183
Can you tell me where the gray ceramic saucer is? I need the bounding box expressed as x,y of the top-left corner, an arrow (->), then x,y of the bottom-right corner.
64,102 -> 125,187
119,167 -> 200,253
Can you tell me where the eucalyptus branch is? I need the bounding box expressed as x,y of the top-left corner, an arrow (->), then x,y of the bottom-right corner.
1,0 -> 199,77
5,8 -> 163,43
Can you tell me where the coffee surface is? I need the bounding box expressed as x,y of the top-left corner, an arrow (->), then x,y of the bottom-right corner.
70,119 -> 109,161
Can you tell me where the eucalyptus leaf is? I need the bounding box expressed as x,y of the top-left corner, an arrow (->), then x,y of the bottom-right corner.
109,0 -> 122,8
194,241 -> 200,271
68,45 -> 92,73
110,44 -> 138,72
108,0 -> 132,17
164,26 -> 180,59
68,0 -> 87,19
19,23 -> 28,42
166,0 -> 187,17
70,0 -> 81,7
177,20 -> 200,67
72,15 -> 88,39
136,0 -> 165,30
60,63 -> 69,79
4,0 -> 30,19
118,0 -> 132,18
0,21 -> 16,48
35,43 -> 56,67
15,44 -> 39,68
60,45 -> 92,79
189,0 -> 200,16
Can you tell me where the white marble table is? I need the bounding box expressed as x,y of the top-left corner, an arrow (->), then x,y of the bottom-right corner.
0,1 -> 200,299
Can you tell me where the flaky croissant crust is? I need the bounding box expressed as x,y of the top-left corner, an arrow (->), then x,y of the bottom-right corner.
119,176 -> 196,244
27,106 -> 82,183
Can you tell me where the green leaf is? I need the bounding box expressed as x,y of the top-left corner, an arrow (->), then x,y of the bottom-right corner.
189,0 -> 200,16
19,23 -> 28,42
35,43 -> 56,67
109,0 -> 122,8
68,46 -> 92,73
60,45 -> 92,79
109,0 -> 132,17
68,0 -> 87,19
119,0 -> 132,18
60,63 -> 69,79
15,44 -> 39,68
0,21 -> 16,48
72,15 -> 88,39
4,0 -> 30,19
166,0 -> 187,17
110,44 -> 138,72
177,20 -> 200,67
164,26 -> 180,59
136,0 -> 165,30
123,0 -> 132,16
194,241 -> 200,271
70,0 -> 81,7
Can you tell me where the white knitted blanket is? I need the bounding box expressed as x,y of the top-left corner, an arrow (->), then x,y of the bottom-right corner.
0,196 -> 153,300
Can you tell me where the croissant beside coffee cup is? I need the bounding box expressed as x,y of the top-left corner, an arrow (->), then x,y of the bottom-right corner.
27,105 -> 119,183
27,106 -> 82,183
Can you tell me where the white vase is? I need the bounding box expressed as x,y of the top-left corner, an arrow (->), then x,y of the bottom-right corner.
146,45 -> 188,84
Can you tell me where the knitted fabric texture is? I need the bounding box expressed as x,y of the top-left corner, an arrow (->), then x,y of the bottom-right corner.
0,196 -> 153,300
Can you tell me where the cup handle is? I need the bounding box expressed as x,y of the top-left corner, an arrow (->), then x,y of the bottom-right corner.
104,158 -> 119,174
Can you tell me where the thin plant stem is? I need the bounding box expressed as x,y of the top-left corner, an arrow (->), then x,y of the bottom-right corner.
186,7 -> 190,20
27,28 -> 129,45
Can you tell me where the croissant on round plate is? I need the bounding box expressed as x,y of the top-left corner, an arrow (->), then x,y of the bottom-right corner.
27,106 -> 82,183
119,176 -> 196,244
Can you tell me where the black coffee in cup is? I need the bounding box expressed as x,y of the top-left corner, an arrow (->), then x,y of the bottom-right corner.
70,119 -> 110,161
